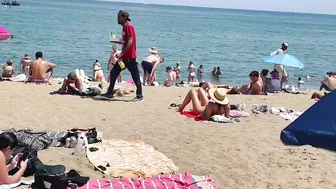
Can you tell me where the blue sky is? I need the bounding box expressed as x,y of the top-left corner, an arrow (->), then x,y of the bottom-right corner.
108,0 -> 335,14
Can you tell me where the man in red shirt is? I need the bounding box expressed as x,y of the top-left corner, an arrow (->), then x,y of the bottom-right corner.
105,10 -> 143,102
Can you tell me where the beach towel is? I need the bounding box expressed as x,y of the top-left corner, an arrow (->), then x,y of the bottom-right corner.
0,179 -> 34,189
180,111 -> 207,122
77,172 -> 219,189
86,139 -> 178,178
229,110 -> 249,118
210,115 -> 239,123
181,110 -> 247,122
271,107 -> 303,122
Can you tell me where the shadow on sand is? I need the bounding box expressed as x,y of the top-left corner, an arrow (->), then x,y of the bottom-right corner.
80,95 -> 132,102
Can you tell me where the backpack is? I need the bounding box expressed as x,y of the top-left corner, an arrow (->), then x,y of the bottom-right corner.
32,168 -> 89,189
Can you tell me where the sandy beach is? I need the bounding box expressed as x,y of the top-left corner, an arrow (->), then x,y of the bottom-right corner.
0,81 -> 335,189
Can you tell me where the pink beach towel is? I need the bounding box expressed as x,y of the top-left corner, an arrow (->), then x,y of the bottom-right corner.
229,110 -> 249,118
181,110 -> 249,121
76,172 -> 218,189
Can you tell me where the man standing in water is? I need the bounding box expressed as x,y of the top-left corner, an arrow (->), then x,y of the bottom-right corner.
271,42 -> 289,88
105,10 -> 143,102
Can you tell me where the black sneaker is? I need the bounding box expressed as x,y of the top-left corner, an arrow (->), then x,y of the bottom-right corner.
102,93 -> 113,99
131,97 -> 144,102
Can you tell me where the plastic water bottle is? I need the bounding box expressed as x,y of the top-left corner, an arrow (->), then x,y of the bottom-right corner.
65,138 -> 71,148
69,137 -> 77,148
74,137 -> 84,155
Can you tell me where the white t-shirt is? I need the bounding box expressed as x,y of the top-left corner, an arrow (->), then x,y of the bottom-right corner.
271,79 -> 281,92
271,49 -> 288,77
270,49 -> 284,56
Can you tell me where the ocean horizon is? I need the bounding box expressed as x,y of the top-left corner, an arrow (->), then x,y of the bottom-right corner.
97,0 -> 336,16
1,0 -> 336,89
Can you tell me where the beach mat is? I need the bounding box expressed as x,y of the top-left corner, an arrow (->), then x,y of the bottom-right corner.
181,111 -> 207,122
77,172 -> 219,189
86,139 -> 179,178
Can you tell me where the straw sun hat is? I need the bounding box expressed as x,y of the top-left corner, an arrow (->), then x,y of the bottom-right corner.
149,47 -> 158,54
208,88 -> 229,105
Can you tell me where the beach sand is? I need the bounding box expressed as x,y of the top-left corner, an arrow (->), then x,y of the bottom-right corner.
1,82 -> 335,189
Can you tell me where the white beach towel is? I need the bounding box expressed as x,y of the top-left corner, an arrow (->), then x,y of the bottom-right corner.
0,179 -> 34,189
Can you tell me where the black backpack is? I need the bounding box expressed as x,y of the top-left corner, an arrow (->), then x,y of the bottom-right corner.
32,168 -> 89,189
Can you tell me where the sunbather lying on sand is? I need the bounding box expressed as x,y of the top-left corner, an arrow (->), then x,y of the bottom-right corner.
113,86 -> 134,97
178,84 -> 230,120
311,91 -> 329,100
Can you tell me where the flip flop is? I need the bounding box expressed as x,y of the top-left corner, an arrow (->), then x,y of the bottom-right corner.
170,103 -> 177,107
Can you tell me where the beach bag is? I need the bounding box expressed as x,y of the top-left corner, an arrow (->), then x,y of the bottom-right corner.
66,128 -> 101,144
14,130 -> 52,151
7,144 -> 44,177
32,168 -> 89,189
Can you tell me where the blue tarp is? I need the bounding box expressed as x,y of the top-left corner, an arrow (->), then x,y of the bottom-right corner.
280,90 -> 336,151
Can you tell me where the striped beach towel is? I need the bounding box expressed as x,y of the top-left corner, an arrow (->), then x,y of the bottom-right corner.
76,172 -> 219,189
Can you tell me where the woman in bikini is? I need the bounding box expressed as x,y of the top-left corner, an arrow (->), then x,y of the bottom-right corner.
187,61 -> 196,83
0,132 -> 28,185
178,84 -> 230,120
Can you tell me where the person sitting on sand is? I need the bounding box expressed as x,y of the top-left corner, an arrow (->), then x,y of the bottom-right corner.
174,62 -> 181,80
187,61 -> 196,83
197,65 -> 203,77
107,45 -> 122,83
178,86 -> 230,120
59,72 -> 83,94
141,47 -> 161,86
2,60 -> 15,79
311,91 -> 329,100
319,72 -> 336,91
0,132 -> 28,185
93,59 -> 105,82
239,71 -> 263,95
260,69 -> 270,93
164,66 -> 176,87
20,54 -> 31,75
28,52 -> 56,83
269,70 -> 281,92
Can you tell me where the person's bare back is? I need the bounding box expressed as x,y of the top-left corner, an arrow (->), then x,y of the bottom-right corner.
29,52 -> 56,81
250,80 -> 263,95
326,76 -> 336,90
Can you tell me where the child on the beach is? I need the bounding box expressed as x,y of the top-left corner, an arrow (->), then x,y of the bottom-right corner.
164,66 -> 177,87
2,60 -> 15,78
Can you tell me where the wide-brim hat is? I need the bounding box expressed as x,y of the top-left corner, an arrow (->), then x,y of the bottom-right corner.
149,47 -> 158,54
208,88 -> 229,105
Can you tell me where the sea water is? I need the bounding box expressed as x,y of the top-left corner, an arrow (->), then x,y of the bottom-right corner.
1,0 -> 336,89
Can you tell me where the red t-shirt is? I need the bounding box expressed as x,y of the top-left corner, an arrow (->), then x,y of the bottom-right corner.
121,23 -> 137,59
